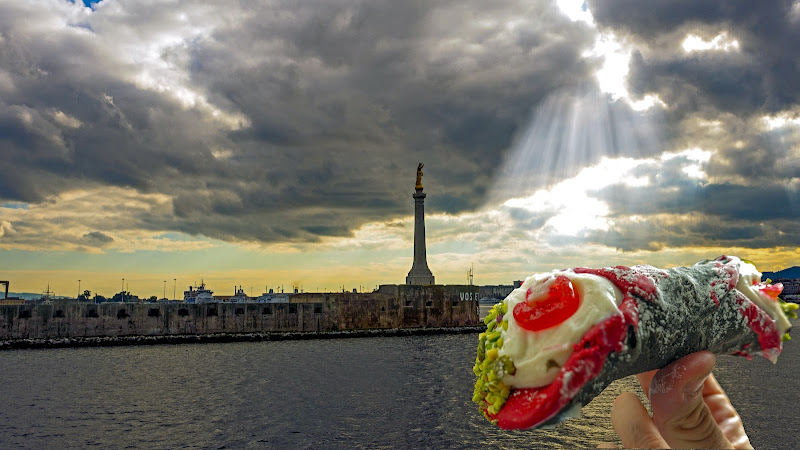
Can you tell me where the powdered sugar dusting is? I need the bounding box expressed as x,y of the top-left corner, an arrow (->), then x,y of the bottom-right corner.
648,361 -> 687,397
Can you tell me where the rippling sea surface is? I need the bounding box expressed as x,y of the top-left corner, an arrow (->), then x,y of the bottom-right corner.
1,324 -> 797,449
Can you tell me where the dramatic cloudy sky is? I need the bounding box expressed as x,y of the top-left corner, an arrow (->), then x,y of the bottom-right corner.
1,0 -> 799,297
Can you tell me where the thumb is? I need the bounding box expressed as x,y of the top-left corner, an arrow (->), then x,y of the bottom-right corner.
649,351 -> 733,449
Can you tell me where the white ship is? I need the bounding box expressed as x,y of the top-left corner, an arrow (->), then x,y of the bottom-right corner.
184,281 -> 214,304
256,288 -> 290,303
231,286 -> 249,303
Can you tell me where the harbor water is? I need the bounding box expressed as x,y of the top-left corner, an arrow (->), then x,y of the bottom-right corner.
0,325 -> 797,449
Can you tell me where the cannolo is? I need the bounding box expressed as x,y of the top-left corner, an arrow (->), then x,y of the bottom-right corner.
473,256 -> 796,430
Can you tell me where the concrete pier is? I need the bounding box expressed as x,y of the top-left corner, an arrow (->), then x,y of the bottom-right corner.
0,285 -> 479,342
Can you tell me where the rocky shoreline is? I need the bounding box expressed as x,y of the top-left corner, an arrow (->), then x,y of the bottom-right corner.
0,325 -> 485,350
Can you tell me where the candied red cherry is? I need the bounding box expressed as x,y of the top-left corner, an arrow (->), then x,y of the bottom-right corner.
757,282 -> 783,300
513,275 -> 580,332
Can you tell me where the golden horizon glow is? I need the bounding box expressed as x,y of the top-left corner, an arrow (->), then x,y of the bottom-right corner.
5,244 -> 797,299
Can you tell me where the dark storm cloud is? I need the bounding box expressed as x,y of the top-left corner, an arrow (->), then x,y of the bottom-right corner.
0,0 -> 599,244
590,0 -> 800,116
598,181 -> 800,221
0,2 -> 237,204
7,0 -> 795,253
571,0 -> 800,251
587,153 -> 800,251
182,0 -> 598,220
586,215 -> 800,252
710,124 -> 800,186
587,0 -> 800,186
82,230 -> 114,246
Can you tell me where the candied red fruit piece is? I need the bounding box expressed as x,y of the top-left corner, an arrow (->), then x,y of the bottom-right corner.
513,275 -> 580,331
756,282 -> 783,300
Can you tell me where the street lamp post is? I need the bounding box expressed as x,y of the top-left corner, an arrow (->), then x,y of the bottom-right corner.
173,278 -> 176,301
121,278 -> 125,303
78,279 -> 81,300
163,280 -> 166,301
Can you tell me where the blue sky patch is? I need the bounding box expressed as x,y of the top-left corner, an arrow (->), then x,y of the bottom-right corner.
1,202 -> 29,209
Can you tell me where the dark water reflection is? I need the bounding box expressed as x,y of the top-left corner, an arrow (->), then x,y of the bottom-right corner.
0,323 -> 797,449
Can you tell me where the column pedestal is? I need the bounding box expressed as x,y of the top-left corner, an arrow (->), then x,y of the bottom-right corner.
406,191 -> 435,285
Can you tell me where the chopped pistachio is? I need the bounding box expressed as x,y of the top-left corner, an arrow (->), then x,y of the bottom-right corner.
502,357 -> 516,375
473,300 -> 515,423
780,300 -> 798,320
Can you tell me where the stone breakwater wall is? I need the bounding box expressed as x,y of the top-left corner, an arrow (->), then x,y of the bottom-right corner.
0,285 -> 479,342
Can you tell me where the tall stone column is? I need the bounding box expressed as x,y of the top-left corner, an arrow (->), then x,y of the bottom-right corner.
407,164 -> 435,285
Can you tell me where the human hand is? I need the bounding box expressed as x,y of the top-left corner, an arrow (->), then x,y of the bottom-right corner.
600,351 -> 752,449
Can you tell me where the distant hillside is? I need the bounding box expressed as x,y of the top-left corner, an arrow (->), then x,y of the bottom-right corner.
762,266 -> 800,280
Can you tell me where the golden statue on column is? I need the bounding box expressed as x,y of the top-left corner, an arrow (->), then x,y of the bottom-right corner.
415,163 -> 424,191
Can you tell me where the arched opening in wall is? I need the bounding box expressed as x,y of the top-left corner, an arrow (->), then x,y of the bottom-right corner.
18,310 -> 31,319
288,304 -> 297,314
404,300 -> 412,307
207,307 -> 218,317
87,309 -> 99,318
54,309 -> 65,318
380,306 -> 386,312
235,307 -> 244,315
117,308 -> 129,319
148,308 -> 161,317
313,304 -> 322,314
425,301 -> 433,307
178,308 -> 189,317
263,306 -> 273,315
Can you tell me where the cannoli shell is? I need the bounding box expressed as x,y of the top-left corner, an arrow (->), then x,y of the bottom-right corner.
492,256 -> 784,430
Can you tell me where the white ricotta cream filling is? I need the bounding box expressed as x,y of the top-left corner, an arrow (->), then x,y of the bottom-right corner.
498,271 -> 623,389
733,257 -> 792,336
